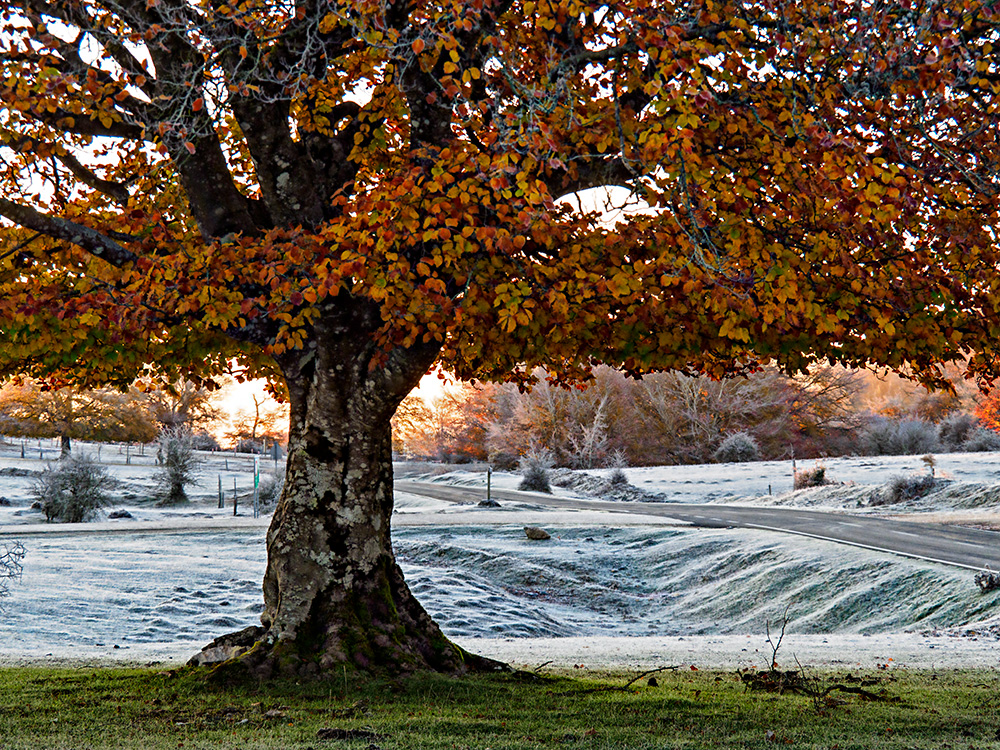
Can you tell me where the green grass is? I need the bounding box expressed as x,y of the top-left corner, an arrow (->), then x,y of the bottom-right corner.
1,665 -> 999,749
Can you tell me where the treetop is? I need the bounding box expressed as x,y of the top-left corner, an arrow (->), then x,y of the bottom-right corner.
1,0 -> 998,390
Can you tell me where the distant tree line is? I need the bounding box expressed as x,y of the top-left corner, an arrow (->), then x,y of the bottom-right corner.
0,377 -> 287,454
392,366 -> 1000,467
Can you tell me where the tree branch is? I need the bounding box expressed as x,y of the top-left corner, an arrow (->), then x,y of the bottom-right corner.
56,152 -> 131,205
0,199 -> 137,267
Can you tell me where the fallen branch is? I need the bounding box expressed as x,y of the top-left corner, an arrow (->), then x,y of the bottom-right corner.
555,665 -> 680,695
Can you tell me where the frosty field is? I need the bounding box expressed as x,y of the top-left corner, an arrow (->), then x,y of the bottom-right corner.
2,441 -> 1000,670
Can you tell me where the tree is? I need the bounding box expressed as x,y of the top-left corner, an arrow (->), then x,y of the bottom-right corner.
0,381 -> 158,456
976,388 -> 1000,432
1,0 -> 999,678
0,542 -> 25,606
225,392 -> 289,451
155,428 -> 200,504
394,382 -> 494,461
32,456 -> 113,522
140,377 -> 221,431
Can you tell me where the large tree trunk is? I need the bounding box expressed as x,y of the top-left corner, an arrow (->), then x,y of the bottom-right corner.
60,434 -> 71,458
193,304 -> 503,679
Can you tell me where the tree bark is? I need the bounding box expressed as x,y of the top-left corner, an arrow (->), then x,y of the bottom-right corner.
195,303 -> 505,679
60,434 -> 71,458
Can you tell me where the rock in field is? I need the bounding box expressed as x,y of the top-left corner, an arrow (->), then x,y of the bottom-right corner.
524,526 -> 551,540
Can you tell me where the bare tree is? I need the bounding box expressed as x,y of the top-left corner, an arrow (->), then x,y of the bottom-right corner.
0,542 -> 25,605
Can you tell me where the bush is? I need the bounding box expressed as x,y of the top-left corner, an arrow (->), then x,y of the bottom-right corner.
859,417 -> 939,456
607,467 -> 628,486
155,429 -> 199,505
713,432 -> 760,463
874,474 -> 937,506
961,427 -> 1000,453
258,468 -> 285,507
937,412 -> 978,451
518,446 -> 554,494
190,431 -> 221,451
489,451 -> 520,471
32,457 -> 113,522
519,465 -> 551,493
606,449 -> 629,486
794,465 -> 828,489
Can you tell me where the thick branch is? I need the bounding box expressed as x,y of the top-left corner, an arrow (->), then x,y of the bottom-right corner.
56,152 -> 131,205
0,198 -> 138,267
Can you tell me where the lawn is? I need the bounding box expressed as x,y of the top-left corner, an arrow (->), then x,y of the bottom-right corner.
1,665 -> 998,749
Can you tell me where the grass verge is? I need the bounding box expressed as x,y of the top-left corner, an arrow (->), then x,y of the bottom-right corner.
1,665 -> 999,749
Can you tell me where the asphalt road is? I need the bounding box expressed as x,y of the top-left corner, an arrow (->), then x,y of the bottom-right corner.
396,481 -> 1000,572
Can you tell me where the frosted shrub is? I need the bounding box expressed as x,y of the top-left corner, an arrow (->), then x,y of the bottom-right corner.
937,413 -> 978,452
258,468 -> 285,507
961,427 -> 1000,453
488,451 -> 519,471
794,465 -> 828,489
518,446 -> 554,494
33,457 -> 112,523
190,430 -> 221,451
860,417 -> 938,456
606,450 -> 629,486
875,474 -> 937,505
713,431 -> 760,463
155,429 -> 199,505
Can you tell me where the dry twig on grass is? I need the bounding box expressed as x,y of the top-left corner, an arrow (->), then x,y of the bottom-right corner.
555,666 -> 680,696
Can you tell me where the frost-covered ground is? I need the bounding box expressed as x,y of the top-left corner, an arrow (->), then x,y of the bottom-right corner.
2,441 -> 1000,670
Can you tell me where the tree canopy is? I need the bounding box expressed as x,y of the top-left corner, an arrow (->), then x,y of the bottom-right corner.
0,380 -> 158,453
1,0 -> 999,677
2,0 -> 998,387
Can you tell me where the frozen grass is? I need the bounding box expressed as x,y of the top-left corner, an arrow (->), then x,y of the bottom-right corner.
3,441 -> 1000,670
1,666 -> 999,749
3,524 -> 997,665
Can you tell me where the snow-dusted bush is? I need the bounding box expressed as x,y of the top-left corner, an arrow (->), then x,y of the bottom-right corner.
961,427 -> 1000,453
794,465 -> 828,489
258,468 -> 285,507
33,457 -> 112,522
937,412 -> 978,451
190,430 -> 221,451
860,417 -> 939,456
155,429 -> 199,505
713,432 -> 760,463
606,449 -> 629,486
519,465 -> 551,493
518,446 -> 554,493
875,474 -> 937,505
488,451 -> 519,471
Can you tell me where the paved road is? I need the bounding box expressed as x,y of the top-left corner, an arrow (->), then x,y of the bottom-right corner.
396,481 -> 1000,572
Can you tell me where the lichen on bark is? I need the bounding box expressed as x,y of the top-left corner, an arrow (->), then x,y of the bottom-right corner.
193,307 -> 506,679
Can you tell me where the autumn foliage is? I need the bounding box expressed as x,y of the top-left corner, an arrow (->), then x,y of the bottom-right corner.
976,389 -> 1000,432
0,0 -> 998,389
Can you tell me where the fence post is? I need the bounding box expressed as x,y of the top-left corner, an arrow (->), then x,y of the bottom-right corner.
253,455 -> 260,519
